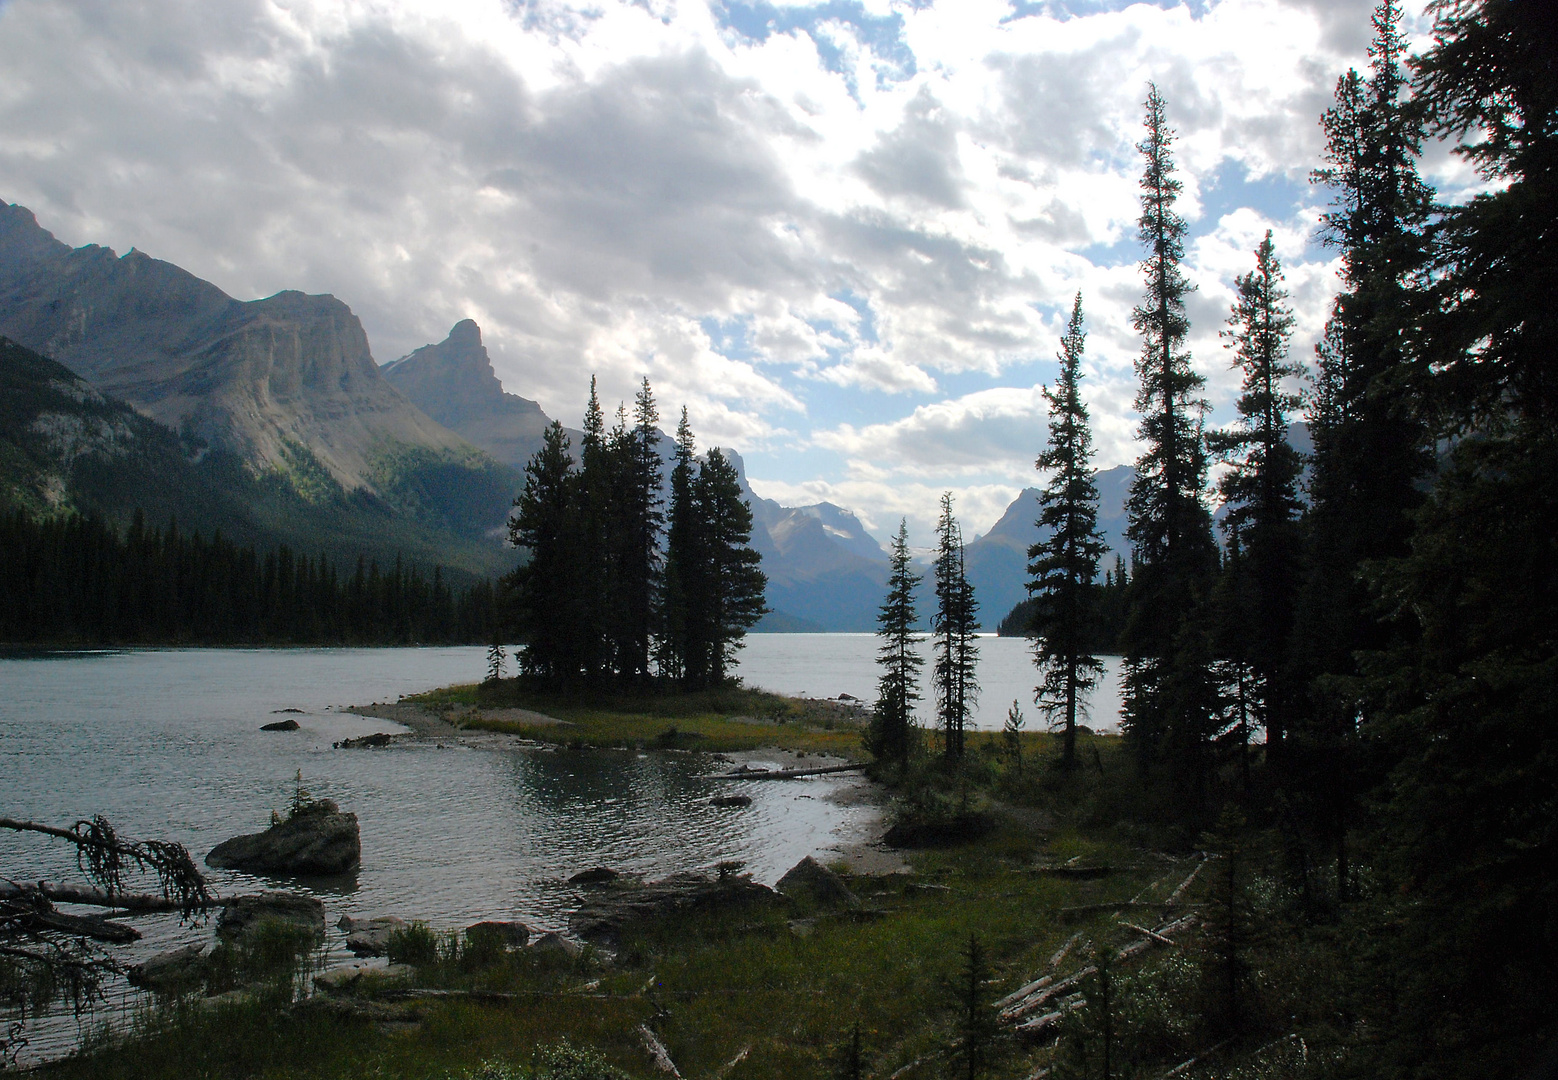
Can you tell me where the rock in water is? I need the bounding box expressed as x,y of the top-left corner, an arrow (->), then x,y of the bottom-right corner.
128,943 -> 209,991
337,915 -> 408,956
206,800 -> 360,875
217,892 -> 326,943
466,921 -> 530,949
261,718 -> 300,731
710,794 -> 752,808
776,856 -> 859,910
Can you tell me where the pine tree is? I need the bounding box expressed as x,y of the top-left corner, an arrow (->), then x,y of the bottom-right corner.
619,380 -> 666,681
692,448 -> 767,685
660,407 -> 702,683
1205,232 -> 1305,754
1293,0 -> 1436,896
933,493 -> 979,763
506,420 -> 580,683
1120,84 -> 1218,786
949,934 -> 997,1080
1358,1 -> 1558,1069
577,376 -> 614,679
1003,700 -> 1025,776
869,520 -> 922,767
1029,293 -> 1107,770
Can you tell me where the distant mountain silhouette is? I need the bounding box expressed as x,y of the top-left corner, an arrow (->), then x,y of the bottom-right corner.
382,319 -> 568,469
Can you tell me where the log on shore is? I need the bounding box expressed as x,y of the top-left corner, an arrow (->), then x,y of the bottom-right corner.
710,763 -> 865,780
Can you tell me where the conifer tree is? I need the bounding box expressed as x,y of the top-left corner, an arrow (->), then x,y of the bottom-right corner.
1029,293 -> 1106,770
1206,232 -> 1305,752
507,420 -> 581,683
869,519 -> 922,767
576,376 -> 613,679
1120,84 -> 1218,782
660,407 -> 702,682
692,448 -> 767,685
933,493 -> 979,763
604,382 -> 665,681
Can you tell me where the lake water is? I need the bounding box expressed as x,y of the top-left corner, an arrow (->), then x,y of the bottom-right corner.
0,637 -> 1121,1062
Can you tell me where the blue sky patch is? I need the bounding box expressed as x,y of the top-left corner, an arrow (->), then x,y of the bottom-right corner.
713,0 -> 916,91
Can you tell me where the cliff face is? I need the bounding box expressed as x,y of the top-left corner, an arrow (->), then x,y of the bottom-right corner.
381,319 -> 553,469
0,203 -> 468,492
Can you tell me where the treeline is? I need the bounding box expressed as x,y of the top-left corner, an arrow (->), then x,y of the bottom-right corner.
0,510 -> 499,645
504,378 -> 765,688
872,0 -> 1555,1073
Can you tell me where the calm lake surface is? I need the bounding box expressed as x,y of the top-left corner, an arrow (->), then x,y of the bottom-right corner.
0,637 -> 1121,1060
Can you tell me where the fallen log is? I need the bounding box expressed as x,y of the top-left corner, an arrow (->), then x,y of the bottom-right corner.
1000,966 -> 1096,1023
1048,931 -> 1085,970
1013,1009 -> 1066,1035
1165,858 -> 1210,906
1159,1037 -> 1232,1077
25,908 -> 141,944
1060,901 -> 1183,921
0,881 -> 227,914
1118,920 -> 1177,946
638,1024 -> 682,1077
994,974 -> 1052,1011
710,763 -> 864,780
1116,914 -> 1197,962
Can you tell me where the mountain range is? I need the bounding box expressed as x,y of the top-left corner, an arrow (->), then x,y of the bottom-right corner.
1,200 -> 1282,633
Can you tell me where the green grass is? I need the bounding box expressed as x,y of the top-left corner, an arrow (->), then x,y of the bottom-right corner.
407,682 -> 872,756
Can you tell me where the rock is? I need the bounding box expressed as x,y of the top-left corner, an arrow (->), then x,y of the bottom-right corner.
528,932 -> 582,959
568,867 -> 620,886
466,921 -> 530,948
569,870 -> 782,944
261,718 -> 301,731
206,800 -> 360,875
315,964 -> 374,996
338,915 -> 408,957
272,708 -> 305,714
334,732 -> 397,749
127,943 -> 208,991
710,794 -> 752,808
776,856 -> 859,910
216,891 -> 326,944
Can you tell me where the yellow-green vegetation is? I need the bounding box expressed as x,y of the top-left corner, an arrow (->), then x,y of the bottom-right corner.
408,682 -> 871,756
37,731 -> 1335,1080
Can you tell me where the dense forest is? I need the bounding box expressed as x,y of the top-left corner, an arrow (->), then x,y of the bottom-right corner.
866,0 -> 1558,1074
0,510 -> 499,645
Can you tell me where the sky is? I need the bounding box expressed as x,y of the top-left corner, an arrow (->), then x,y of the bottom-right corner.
0,0 -> 1469,547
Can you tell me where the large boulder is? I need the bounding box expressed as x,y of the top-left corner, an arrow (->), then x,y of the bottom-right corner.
569,869 -> 781,944
776,856 -> 859,910
127,943 -> 209,992
206,800 -> 360,875
217,891 -> 326,944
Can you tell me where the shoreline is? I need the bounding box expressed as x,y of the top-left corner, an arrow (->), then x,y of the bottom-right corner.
343,697 -> 908,878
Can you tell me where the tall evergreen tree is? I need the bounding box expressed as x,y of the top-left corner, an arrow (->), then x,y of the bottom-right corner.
1120,84 -> 1219,784
659,407 -> 702,682
1029,293 -> 1107,770
576,376 -> 614,679
869,519 -> 922,767
1294,0 -> 1436,894
690,448 -> 767,685
1205,232 -> 1305,753
933,493 -> 980,763
1357,1 -> 1558,1069
507,421 -> 582,683
603,382 -> 665,682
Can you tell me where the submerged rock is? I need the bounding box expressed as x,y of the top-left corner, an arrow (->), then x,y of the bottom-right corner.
206,799 -> 360,875
261,718 -> 300,731
569,869 -> 781,943
710,794 -> 752,808
776,856 -> 859,910
338,915 -> 408,956
217,891 -> 326,943
568,867 -> 620,886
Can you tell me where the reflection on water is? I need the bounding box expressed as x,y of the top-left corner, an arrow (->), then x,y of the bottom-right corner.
0,647 -> 878,1063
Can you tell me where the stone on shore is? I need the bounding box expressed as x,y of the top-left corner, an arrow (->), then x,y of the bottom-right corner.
569,869 -> 781,943
528,931 -> 582,959
217,891 -> 326,943
206,799 -> 360,875
568,867 -> 619,886
776,856 -> 859,910
337,915 -> 407,956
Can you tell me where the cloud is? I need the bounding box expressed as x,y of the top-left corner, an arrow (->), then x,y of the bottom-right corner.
0,0 -> 1422,543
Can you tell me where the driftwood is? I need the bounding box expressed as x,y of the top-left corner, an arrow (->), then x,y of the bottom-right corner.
638,1023 -> 682,1077
710,763 -> 864,780
22,908 -> 140,944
